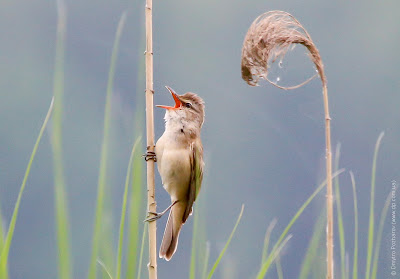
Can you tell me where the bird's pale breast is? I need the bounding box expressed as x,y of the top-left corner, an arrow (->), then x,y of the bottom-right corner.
156,135 -> 191,201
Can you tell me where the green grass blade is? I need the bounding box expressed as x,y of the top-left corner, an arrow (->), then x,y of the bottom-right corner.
207,204 -> 245,279
312,257 -> 325,279
99,211 -> 115,279
97,259 -> 114,279
299,206 -> 326,279
0,97 -> 54,277
0,207 -> 8,279
256,169 -> 345,279
88,11 -> 127,279
125,21 -> 147,269
125,2 -> 147,274
189,203 -> 200,279
201,242 -> 210,279
189,202 -> 200,279
136,222 -> 147,279
371,189 -> 392,279
261,219 -> 277,266
51,1 -> 72,279
276,255 -> 283,279
334,144 -> 346,279
126,144 -> 144,279
349,171 -> 358,279
258,234 -> 292,279
365,132 -> 384,279
195,187 -> 209,279
115,137 -> 141,279
126,23 -> 145,279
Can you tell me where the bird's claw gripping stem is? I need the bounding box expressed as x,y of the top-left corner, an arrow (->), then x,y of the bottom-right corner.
144,200 -> 178,222
143,151 -> 157,162
144,212 -> 163,222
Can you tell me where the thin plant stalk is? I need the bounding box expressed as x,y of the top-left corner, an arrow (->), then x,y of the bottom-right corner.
346,254 -> 350,279
299,207 -> 326,279
334,144 -> 346,279
116,137 -> 142,279
100,212 -> 115,279
365,132 -> 384,279
0,98 -> 54,276
144,0 -> 157,278
52,1 -> 72,278
97,259 -> 113,279
189,203 -> 200,279
0,207 -> 8,279
257,235 -> 293,279
207,205 -> 245,279
137,223 -> 148,279
126,19 -> 145,279
201,242 -> 210,279
88,12 -> 127,279
350,171 -> 358,279
371,189 -> 392,279
323,82 -> 334,279
126,141 -> 144,278
261,219 -> 277,266
276,255 -> 283,279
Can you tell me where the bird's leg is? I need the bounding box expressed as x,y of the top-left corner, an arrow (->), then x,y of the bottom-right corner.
143,146 -> 157,162
144,200 -> 178,222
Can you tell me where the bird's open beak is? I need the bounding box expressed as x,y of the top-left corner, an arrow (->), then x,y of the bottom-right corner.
156,86 -> 182,110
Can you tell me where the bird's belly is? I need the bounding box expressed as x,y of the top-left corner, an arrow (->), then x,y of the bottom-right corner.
158,148 -> 191,200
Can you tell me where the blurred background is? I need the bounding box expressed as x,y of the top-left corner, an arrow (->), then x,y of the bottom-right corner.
0,0 -> 399,278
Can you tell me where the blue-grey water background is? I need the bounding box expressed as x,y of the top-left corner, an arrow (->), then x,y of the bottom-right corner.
0,0 -> 399,278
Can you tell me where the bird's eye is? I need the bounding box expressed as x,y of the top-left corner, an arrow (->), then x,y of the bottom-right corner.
185,103 -> 192,108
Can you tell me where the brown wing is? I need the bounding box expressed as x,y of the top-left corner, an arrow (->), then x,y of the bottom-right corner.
182,139 -> 204,223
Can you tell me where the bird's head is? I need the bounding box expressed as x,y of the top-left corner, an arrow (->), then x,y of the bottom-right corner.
157,86 -> 205,129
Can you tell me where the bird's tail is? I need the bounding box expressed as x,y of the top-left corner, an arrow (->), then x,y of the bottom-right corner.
159,202 -> 185,261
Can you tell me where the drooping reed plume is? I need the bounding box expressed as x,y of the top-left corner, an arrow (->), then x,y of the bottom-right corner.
241,11 -> 333,279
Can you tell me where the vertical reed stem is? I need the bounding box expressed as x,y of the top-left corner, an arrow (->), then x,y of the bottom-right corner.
323,83 -> 334,279
145,0 -> 157,278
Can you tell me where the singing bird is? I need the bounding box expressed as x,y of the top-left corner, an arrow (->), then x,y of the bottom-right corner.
147,86 -> 204,261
